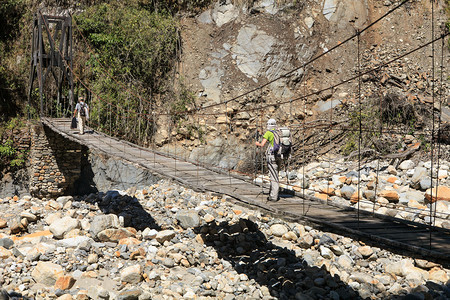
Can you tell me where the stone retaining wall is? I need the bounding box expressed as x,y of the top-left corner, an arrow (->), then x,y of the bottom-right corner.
29,124 -> 82,198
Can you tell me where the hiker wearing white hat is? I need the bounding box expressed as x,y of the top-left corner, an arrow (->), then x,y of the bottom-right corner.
255,118 -> 280,201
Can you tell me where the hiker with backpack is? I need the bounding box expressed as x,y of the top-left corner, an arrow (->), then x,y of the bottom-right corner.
255,118 -> 280,201
255,118 -> 293,202
73,96 -> 89,135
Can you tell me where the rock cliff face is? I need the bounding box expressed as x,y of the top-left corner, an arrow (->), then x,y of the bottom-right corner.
158,0 -> 449,169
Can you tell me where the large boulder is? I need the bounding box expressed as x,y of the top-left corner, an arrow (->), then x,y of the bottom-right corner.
425,186 -> 450,203
31,262 -> 64,286
49,216 -> 80,239
175,210 -> 200,229
90,214 -> 121,237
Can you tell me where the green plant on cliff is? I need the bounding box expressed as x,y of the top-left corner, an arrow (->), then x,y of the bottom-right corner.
74,2 -> 181,144
0,0 -> 28,122
0,118 -> 28,172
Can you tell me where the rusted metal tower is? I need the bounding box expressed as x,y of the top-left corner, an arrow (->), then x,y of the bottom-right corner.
28,10 -> 74,117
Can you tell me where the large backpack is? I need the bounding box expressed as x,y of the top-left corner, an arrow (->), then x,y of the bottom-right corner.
270,127 -> 291,159
79,103 -> 86,117
270,127 -> 292,159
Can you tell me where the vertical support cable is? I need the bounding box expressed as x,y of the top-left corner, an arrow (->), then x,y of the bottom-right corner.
226,102 -> 232,188
153,112 -> 156,169
109,102 -> 112,153
433,33 -> 445,226
259,93 -> 264,198
302,79 -> 306,215
357,29 -> 362,229
196,109 -> 200,187
373,92 -> 383,215
429,0 -> 435,250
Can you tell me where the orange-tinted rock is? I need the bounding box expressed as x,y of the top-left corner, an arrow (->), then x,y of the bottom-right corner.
387,177 -> 397,183
0,218 -> 6,229
81,271 -> 98,278
130,248 -> 146,260
11,230 -> 53,243
118,237 -> 141,246
314,193 -> 328,201
97,228 -> 134,242
0,246 -> 12,259
379,190 -> 399,202
320,187 -> 335,196
425,186 -> 450,202
350,191 -> 364,203
55,275 -> 76,290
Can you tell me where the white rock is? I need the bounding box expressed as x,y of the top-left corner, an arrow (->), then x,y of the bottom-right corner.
49,216 -> 80,239
20,211 -> 38,222
399,160 -> 415,170
56,236 -> 91,248
31,262 -> 64,286
337,255 -> 353,269
90,214 -> 120,237
156,230 -> 176,243
120,264 -> 142,284
270,224 -> 288,237
305,17 -> 314,28
319,246 -> 333,259
45,212 -> 62,225
142,228 -> 158,239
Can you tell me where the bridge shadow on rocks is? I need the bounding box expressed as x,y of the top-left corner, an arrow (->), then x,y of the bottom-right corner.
195,219 -> 363,300
71,147 -> 161,231
77,190 -> 162,231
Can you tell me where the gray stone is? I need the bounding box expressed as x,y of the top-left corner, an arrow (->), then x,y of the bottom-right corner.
298,234 -> 314,249
0,238 -> 14,250
120,265 -> 142,284
20,211 -> 38,222
31,262 -> 64,286
117,289 -> 142,300
363,190 -> 376,202
232,25 -> 275,80
349,272 -> 375,284
175,210 -> 200,229
211,1 -> 239,27
156,230 -> 176,243
323,0 -> 338,20
340,186 -> 355,200
337,255 -> 353,269
399,160 -> 415,170
197,9 -> 213,24
410,167 -> 428,189
56,196 -> 73,206
419,178 -> 432,190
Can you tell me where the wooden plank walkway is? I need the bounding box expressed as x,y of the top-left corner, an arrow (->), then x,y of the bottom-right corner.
42,118 -> 450,264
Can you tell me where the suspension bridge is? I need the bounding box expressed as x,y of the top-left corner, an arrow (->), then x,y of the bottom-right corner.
29,1 -> 450,265
41,117 -> 450,264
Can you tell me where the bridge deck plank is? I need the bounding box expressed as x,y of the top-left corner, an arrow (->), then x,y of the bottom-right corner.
42,118 -> 450,262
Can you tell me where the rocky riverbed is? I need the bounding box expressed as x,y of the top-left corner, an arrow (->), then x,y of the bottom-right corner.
258,156 -> 450,230
0,178 -> 449,300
